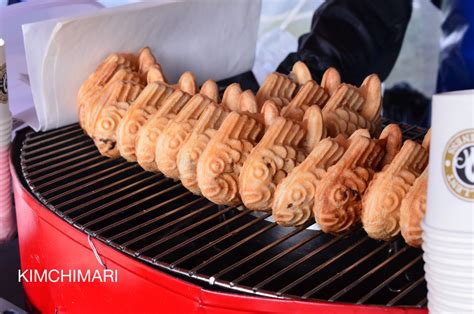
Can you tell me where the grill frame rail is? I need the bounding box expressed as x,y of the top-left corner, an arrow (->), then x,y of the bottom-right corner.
17,119 -> 428,308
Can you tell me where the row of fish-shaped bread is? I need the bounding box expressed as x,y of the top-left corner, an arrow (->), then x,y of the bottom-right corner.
78,48 -> 433,247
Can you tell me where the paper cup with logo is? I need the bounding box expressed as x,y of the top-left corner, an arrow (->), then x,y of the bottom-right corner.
425,91 -> 474,233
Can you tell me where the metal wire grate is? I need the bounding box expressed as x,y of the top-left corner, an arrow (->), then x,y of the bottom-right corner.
18,119 -> 428,307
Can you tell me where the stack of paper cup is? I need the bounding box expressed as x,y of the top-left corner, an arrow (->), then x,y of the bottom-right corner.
423,91 -> 474,312
0,38 -> 15,244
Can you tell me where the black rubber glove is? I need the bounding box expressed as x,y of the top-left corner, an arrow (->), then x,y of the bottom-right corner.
277,0 -> 412,86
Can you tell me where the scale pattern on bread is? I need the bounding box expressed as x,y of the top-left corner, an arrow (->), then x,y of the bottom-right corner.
176,84 -> 257,195
280,80 -> 329,121
156,93 -> 214,179
135,89 -> 191,171
271,128 -> 379,228
177,104 -> 229,194
197,112 -> 263,205
239,117 -> 306,210
400,167 -> 428,247
89,80 -> 143,157
239,105 -> 325,211
272,135 -> 352,226
256,73 -> 296,108
81,68 -> 141,135
116,82 -> 173,162
313,125 -> 402,234
255,61 -> 312,108
361,139 -> 429,240
322,74 -> 382,137
78,53 -> 138,129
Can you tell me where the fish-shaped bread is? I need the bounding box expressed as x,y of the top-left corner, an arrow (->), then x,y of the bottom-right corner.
176,84 -> 257,194
322,74 -> 382,137
256,61 -> 317,107
155,93 -> 215,179
271,133 -> 363,227
78,53 -> 138,129
78,48 -> 165,134
135,89 -> 191,171
361,131 -> 430,240
313,124 -> 402,233
197,108 -> 267,205
116,81 -> 173,162
400,167 -> 428,247
88,80 -> 144,157
239,105 -> 325,211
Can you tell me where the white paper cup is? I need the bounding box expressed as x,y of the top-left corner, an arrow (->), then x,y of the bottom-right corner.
0,125 -> 12,135
422,242 -> 474,259
0,121 -> 12,131
424,263 -> 474,285
429,294 -> 474,313
0,135 -> 11,147
422,233 -> 474,249
426,91 -> 474,232
424,253 -> 474,272
427,284 -> 474,308
427,295 -> 474,313
422,221 -> 474,239
426,271 -> 474,293
0,120 -> 12,130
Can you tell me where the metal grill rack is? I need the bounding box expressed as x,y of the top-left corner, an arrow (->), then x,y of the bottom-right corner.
18,119 -> 428,308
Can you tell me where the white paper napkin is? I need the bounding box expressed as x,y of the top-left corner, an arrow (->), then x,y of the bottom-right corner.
0,0 -> 105,130
22,0 -> 261,131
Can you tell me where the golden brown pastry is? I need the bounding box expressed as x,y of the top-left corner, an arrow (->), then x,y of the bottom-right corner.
361,139 -> 429,240
221,83 -> 243,111
288,61 -> 313,85
116,82 -> 173,162
197,110 -> 265,206
239,105 -> 325,211
256,73 -> 296,108
80,68 -> 141,135
78,47 -> 167,135
322,74 -> 382,137
175,71 -> 198,96
89,80 -> 143,157
146,64 -> 167,84
313,124 -> 402,233
200,80 -> 219,103
78,53 -> 138,128
320,67 -> 342,97
272,128 -> 372,227
176,85 -> 259,195
137,47 -> 159,81
279,80 -> 329,121
177,104 -> 229,193
135,89 -> 191,171
255,61 -> 314,107
400,167 -> 428,247
155,93 -> 215,179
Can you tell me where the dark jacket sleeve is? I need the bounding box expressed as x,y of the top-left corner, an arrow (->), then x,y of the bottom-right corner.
277,0 -> 412,86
